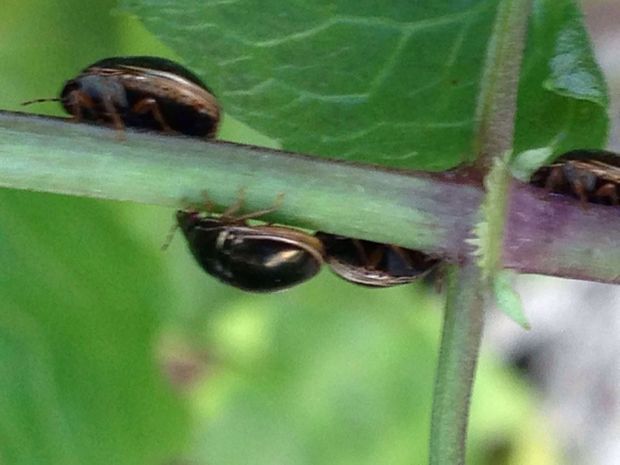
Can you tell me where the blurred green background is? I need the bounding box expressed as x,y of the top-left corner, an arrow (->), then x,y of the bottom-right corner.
0,1 -> 562,464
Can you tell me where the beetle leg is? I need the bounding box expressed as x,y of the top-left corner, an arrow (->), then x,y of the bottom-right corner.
131,97 -> 174,133
65,89 -> 96,123
384,245 -> 424,275
218,188 -> 246,221
351,239 -> 372,266
367,247 -> 385,270
228,193 -> 285,223
544,166 -> 565,193
193,188 -> 285,224
66,89 -> 123,138
594,183 -> 619,205
389,245 -> 413,265
94,92 -> 126,139
203,195 -> 216,212
570,178 -> 590,208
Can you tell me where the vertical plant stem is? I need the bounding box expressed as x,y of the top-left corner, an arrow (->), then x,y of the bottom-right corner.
428,0 -> 532,463
430,265 -> 484,465
473,0 -> 532,172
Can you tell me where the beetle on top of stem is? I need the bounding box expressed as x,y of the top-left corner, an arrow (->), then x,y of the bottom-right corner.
24,56 -> 220,138
530,149 -> 620,206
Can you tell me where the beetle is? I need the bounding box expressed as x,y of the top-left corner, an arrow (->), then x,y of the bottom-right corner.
176,208 -> 325,293
315,232 -> 440,287
529,149 -> 620,206
23,56 -> 220,138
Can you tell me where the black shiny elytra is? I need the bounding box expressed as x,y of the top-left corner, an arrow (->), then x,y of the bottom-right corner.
26,56 -> 220,138
177,211 -> 324,293
315,232 -> 439,287
530,149 -> 620,206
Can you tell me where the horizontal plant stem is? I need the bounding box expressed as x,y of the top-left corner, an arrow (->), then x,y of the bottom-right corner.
0,111 -> 480,259
1,110 -> 619,283
504,182 -> 620,283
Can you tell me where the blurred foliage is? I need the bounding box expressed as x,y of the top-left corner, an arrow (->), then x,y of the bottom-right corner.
0,192 -> 187,465
0,0 -> 590,464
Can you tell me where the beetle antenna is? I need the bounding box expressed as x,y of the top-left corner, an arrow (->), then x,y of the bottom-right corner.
21,97 -> 61,106
161,223 -> 179,251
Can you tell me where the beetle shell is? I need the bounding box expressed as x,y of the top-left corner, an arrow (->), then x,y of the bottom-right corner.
60,56 -> 220,137
315,232 -> 439,287
530,149 -> 620,206
177,211 -> 324,292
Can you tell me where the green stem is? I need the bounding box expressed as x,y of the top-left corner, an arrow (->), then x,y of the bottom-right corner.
473,0 -> 531,172
429,0 -> 532,463
0,111 -> 480,258
430,265 -> 484,465
2,111 -> 620,284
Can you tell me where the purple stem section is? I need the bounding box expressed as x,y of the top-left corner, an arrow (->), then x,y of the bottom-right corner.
504,181 -> 620,284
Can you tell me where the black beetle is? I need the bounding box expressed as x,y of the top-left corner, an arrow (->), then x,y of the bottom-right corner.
24,56 -> 220,138
530,149 -> 620,206
315,233 -> 439,287
177,210 -> 325,292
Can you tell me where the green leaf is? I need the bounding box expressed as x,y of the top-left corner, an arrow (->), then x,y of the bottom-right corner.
510,146 -> 554,181
0,192 -> 189,465
492,270 -> 530,329
514,0 -> 608,156
120,0 -> 499,170
120,0 -> 606,170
